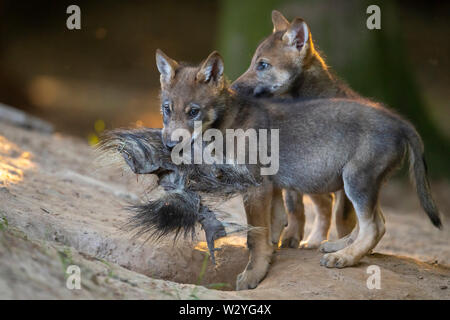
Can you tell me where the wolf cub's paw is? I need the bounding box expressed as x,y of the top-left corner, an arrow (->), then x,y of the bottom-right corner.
319,241 -> 340,253
319,236 -> 354,253
236,259 -> 271,290
319,252 -> 357,268
236,270 -> 265,290
280,236 -> 300,248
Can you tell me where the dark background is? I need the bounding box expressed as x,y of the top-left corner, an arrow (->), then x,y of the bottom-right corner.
0,0 -> 449,178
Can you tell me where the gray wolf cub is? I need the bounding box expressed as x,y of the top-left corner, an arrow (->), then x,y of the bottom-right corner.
155,49 -> 441,290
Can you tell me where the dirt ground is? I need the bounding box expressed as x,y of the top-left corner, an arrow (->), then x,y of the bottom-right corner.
0,121 -> 449,299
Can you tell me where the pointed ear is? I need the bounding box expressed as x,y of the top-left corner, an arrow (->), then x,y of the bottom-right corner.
272,10 -> 289,32
155,49 -> 178,84
196,51 -> 224,86
282,18 -> 310,51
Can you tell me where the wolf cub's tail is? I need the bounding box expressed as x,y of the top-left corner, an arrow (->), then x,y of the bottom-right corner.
404,124 -> 442,228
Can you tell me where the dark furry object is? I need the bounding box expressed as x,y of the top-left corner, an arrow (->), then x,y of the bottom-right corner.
126,187 -> 201,241
97,128 -> 258,263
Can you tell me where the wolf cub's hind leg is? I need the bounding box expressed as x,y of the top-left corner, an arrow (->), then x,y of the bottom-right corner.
320,166 -> 386,268
236,184 -> 275,290
299,194 -> 333,249
280,189 -> 305,248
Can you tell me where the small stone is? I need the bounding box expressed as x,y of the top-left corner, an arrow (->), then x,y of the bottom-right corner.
439,285 -> 447,290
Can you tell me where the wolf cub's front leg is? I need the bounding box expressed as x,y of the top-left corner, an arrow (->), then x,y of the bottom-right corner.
237,184 -> 275,290
280,190 -> 305,248
270,188 -> 288,247
299,194 -> 333,249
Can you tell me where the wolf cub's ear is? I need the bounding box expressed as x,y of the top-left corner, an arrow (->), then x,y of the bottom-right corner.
196,51 -> 224,86
156,49 -> 179,84
272,10 -> 290,32
282,18 -> 310,51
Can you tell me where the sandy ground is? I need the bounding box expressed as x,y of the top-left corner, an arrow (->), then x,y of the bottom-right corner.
0,121 -> 449,299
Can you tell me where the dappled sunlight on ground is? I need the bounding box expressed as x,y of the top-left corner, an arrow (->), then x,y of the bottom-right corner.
0,136 -> 34,186
194,235 -> 247,253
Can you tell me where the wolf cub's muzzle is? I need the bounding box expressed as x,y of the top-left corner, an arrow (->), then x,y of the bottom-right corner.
253,85 -> 273,98
231,83 -> 254,96
162,133 -> 182,149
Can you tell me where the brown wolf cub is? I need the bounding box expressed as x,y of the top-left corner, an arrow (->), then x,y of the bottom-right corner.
155,49 -> 441,290
231,10 -> 374,251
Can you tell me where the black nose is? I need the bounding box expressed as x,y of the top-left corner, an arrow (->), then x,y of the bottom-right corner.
231,83 -> 253,96
164,139 -> 179,149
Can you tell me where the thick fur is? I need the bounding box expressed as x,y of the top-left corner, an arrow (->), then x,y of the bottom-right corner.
127,187 -> 200,241
405,129 -> 442,228
155,50 -> 441,289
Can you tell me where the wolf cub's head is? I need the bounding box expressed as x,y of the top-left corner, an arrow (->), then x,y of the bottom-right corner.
232,10 -> 314,97
156,50 -> 227,148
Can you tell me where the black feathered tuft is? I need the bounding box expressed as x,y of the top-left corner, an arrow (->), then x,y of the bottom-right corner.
125,189 -> 200,242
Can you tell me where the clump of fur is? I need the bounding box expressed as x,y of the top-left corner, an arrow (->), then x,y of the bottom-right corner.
96,128 -> 172,174
96,128 -> 258,262
125,187 -> 200,242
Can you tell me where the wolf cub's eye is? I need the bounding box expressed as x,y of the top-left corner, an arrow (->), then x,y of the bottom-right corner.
162,102 -> 171,115
188,107 -> 200,119
256,61 -> 271,71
